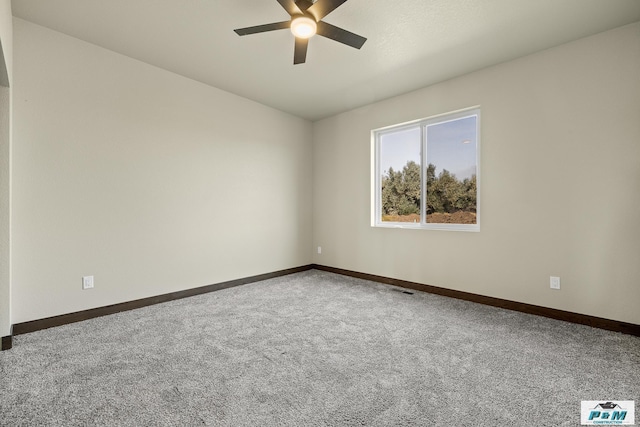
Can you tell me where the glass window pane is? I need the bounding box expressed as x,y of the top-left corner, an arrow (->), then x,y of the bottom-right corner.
425,116 -> 477,224
379,126 -> 421,223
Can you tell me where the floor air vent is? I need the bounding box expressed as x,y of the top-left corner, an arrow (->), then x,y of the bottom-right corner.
392,288 -> 414,295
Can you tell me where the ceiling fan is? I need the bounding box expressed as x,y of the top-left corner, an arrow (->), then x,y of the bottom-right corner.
234,0 -> 367,65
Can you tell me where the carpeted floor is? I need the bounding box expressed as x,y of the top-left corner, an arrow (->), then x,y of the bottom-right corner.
1,270 -> 638,426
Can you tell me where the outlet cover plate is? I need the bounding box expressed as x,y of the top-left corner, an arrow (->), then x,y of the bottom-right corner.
550,276 -> 560,290
82,276 -> 94,290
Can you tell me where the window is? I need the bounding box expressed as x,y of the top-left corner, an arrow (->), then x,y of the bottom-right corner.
372,107 -> 480,231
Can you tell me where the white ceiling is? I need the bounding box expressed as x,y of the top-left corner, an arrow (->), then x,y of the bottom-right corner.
11,0 -> 640,121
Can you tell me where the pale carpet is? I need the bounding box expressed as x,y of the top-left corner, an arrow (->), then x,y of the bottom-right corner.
1,270 -> 638,426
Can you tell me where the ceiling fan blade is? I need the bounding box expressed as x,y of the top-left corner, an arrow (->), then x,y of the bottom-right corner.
316,21 -> 366,49
234,21 -> 291,36
277,0 -> 302,16
294,38 -> 309,64
307,0 -> 348,21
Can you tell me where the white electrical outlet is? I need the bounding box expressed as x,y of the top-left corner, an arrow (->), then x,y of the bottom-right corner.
82,275 -> 94,290
317,246 -> 322,254
550,276 -> 560,290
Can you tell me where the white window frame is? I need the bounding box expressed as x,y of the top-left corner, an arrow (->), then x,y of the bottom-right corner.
371,107 -> 480,232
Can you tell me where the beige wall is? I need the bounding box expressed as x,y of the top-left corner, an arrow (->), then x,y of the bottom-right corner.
11,19 -> 312,324
0,86 -> 8,337
8,16 -> 640,328
0,0 -> 11,337
313,22 -> 640,324
0,0 -> 10,85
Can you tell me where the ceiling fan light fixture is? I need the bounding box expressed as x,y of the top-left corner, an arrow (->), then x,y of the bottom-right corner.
290,16 -> 317,38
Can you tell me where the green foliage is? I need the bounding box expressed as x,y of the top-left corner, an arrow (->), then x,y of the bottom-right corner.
382,161 -> 476,216
381,161 -> 421,216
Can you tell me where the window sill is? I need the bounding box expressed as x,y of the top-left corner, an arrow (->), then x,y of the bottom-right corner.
373,222 -> 480,232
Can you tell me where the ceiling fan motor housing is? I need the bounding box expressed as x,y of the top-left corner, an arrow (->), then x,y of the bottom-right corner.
297,0 -> 315,12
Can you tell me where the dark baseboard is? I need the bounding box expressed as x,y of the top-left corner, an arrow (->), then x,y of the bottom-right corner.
311,264 -> 640,337
7,262 -> 638,348
12,265 -> 313,337
1,334 -> 12,350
